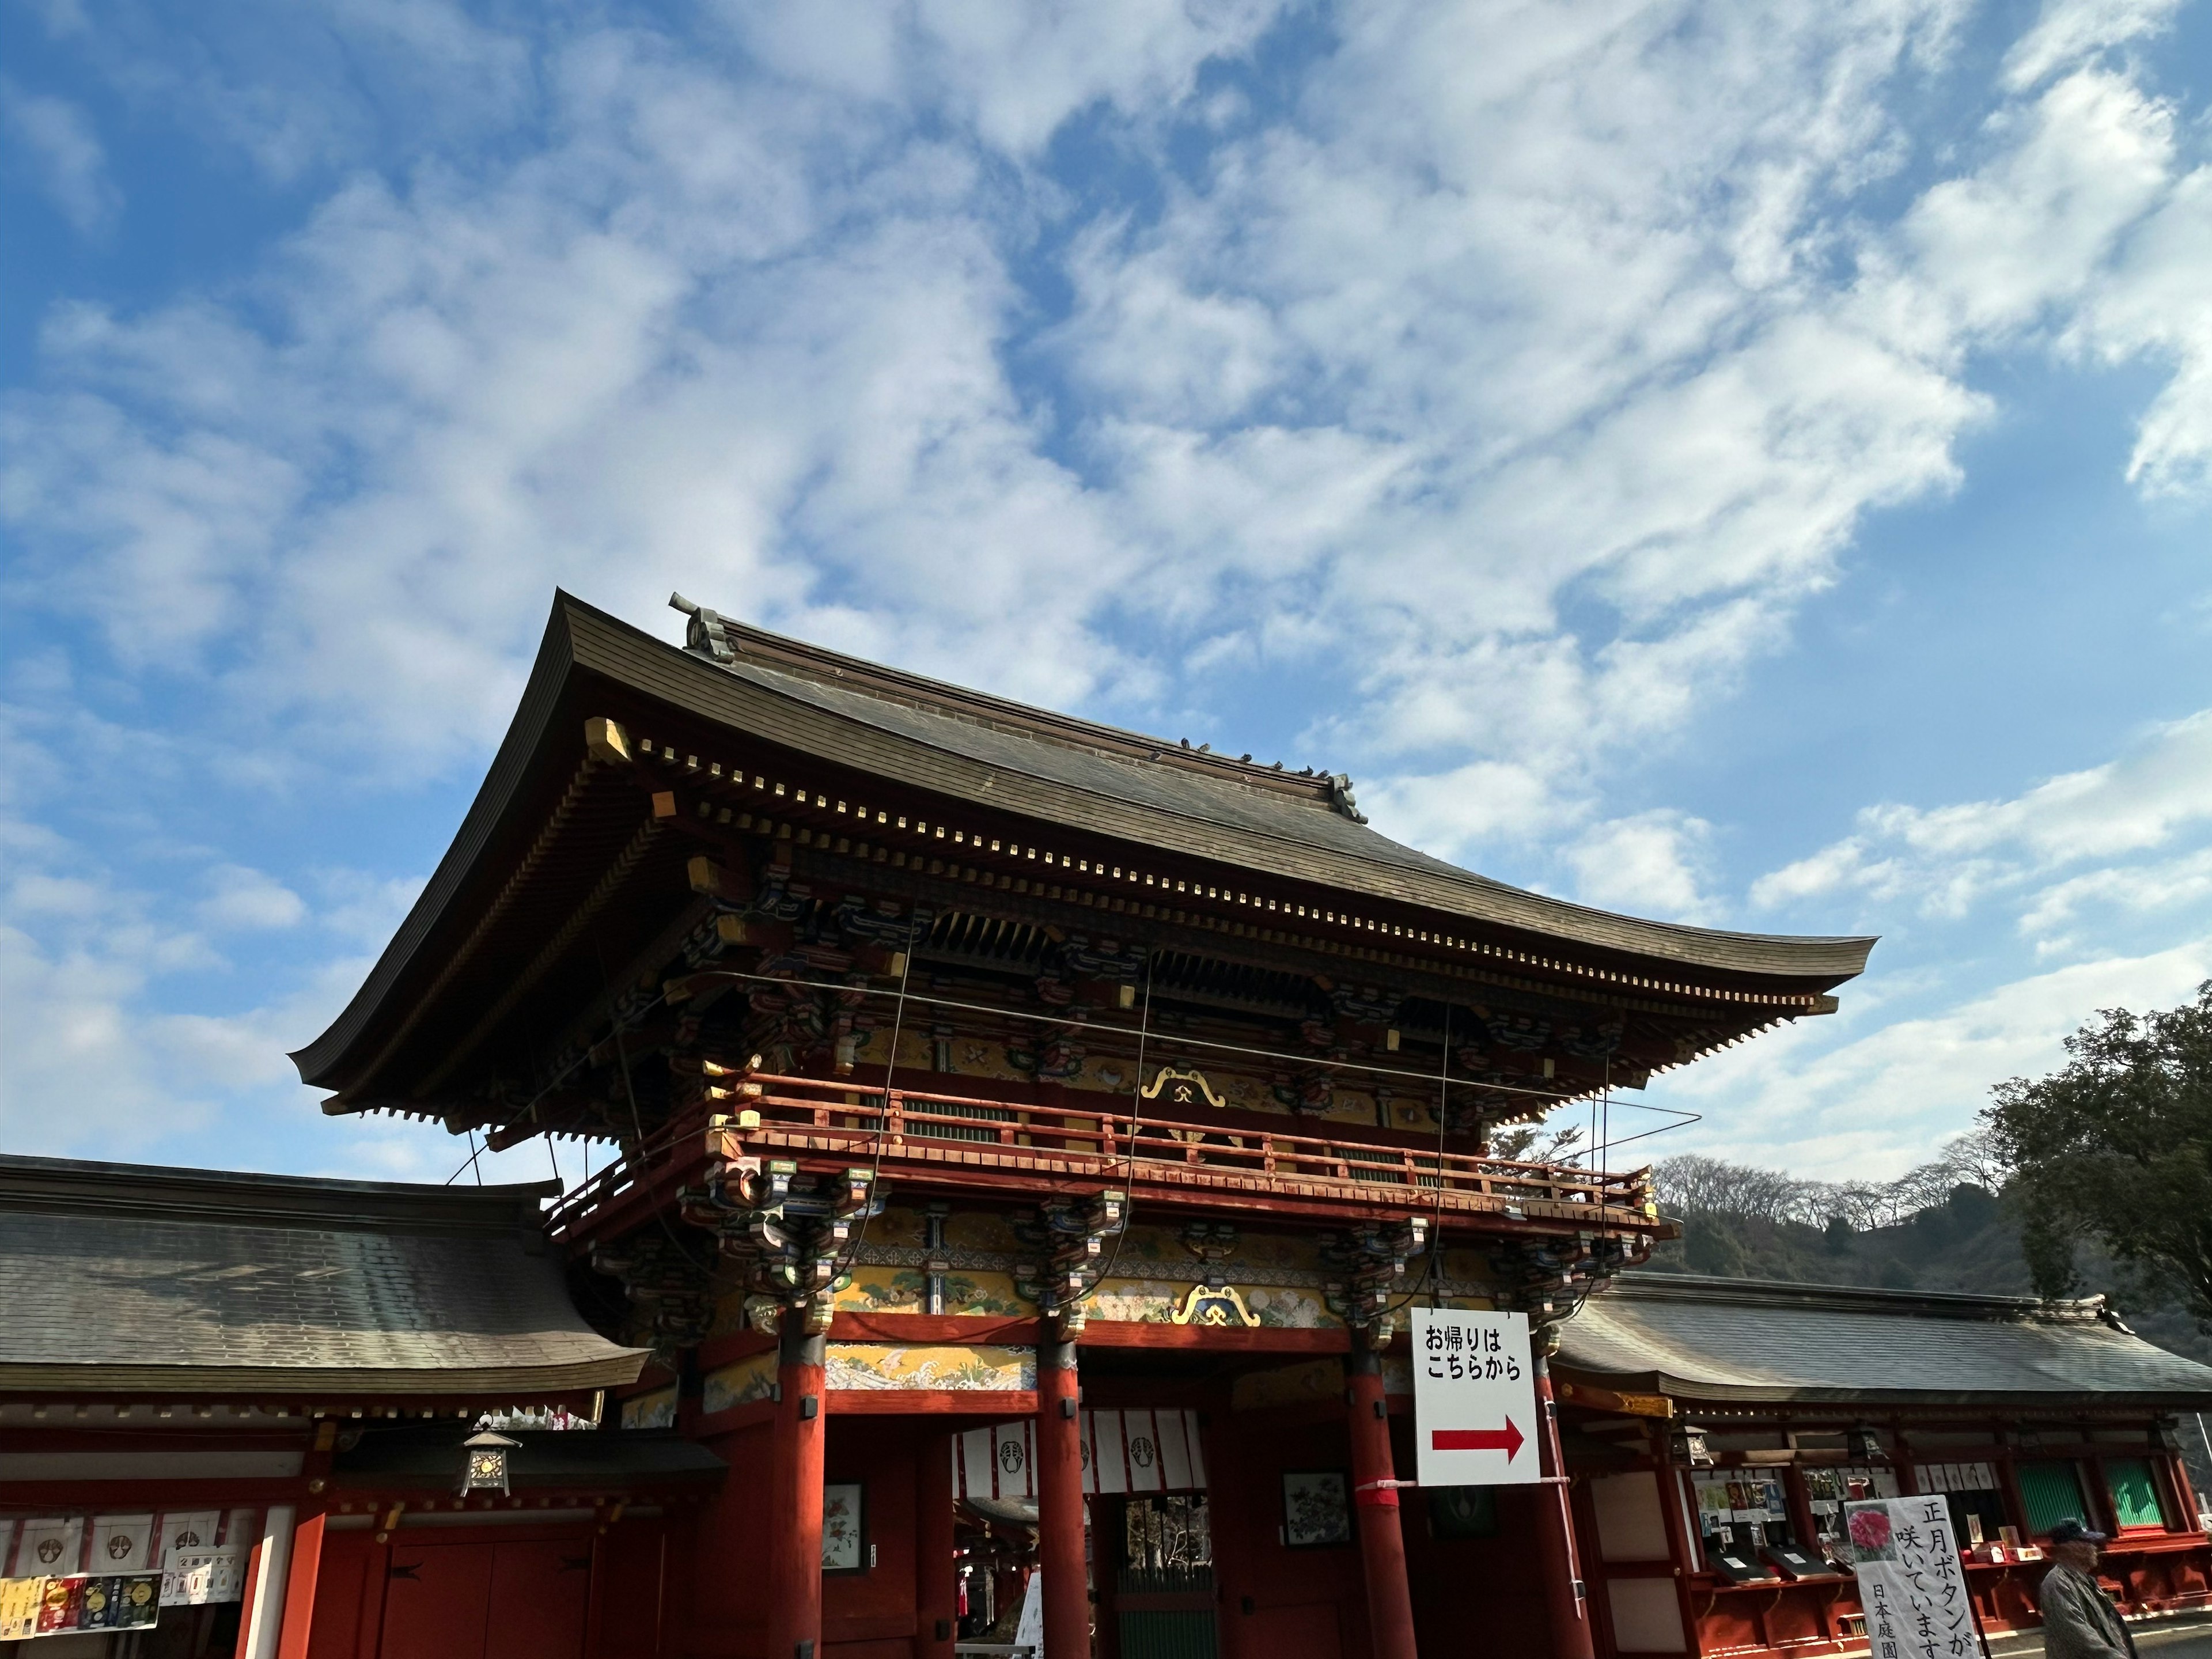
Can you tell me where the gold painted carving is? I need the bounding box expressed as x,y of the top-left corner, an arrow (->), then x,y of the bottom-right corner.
1141,1066 -> 1227,1111
1172,1283 -> 1259,1328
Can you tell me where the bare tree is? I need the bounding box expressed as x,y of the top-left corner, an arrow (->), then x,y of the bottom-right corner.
1653,1132 -> 2012,1233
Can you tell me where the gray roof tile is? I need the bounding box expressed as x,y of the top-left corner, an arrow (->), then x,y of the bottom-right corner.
0,1156 -> 645,1395
1557,1272 -> 2212,1407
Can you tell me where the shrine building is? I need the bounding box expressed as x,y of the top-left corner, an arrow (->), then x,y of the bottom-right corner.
286,591 -> 1877,1659
5,590 -> 2209,1659
1548,1272 -> 2212,1654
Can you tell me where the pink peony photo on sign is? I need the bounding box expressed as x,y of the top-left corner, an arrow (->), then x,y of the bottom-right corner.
1847,1505 -> 1894,1557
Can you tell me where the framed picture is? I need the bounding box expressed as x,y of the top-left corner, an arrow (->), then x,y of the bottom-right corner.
1282,1469 -> 1352,1548
823,1483 -> 868,1574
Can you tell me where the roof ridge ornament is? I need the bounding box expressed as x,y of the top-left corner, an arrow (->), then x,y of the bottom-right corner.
669,592 -> 737,664
1328,772 -> 1368,824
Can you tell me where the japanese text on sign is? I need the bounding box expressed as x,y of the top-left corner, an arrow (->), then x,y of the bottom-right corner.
1411,1309 -> 1540,1488
1844,1496 -> 1975,1659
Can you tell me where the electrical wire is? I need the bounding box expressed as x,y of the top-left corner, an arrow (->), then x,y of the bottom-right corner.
1391,1013 -> 1456,1321
599,942 -> 715,1271
1087,952 -> 1158,1297
824,936 -> 921,1290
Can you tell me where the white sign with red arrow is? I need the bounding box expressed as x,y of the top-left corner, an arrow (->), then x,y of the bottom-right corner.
1411,1308 -> 1540,1487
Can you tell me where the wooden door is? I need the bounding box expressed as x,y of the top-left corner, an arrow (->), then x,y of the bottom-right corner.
1237,1603 -> 1335,1659
484,1541 -> 593,1659
380,1543 -> 494,1659
378,1540 -> 591,1659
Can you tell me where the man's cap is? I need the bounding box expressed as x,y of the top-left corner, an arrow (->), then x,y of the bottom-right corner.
2047,1518 -> 2108,1546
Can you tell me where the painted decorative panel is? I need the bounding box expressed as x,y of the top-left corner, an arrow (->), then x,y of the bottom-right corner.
838,1268 -> 1027,1316
702,1353 -> 777,1415
1089,1278 -> 1336,1328
619,1388 -> 677,1430
825,1343 -> 1036,1392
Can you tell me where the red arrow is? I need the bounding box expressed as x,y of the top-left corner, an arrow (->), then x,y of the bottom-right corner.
1431,1419 -> 1525,1462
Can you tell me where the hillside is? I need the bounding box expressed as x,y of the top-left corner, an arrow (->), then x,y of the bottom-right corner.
1641,1181 -> 2212,1504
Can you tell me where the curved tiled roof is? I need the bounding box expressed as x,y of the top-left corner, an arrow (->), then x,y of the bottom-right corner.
1556,1272 -> 2212,1407
0,1156 -> 646,1395
603,597 -> 1873,979
292,593 -> 1874,1089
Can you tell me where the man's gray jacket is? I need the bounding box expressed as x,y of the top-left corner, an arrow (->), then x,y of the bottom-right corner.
2039,1562 -> 2138,1659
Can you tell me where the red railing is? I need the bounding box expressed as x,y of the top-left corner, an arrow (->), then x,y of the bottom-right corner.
546,1071 -> 1656,1237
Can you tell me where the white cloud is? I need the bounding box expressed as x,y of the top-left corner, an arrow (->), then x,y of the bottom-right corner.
1656,943 -> 2212,1178
1565,812 -> 1719,924
2017,845 -> 2212,951
2081,161 -> 2212,497
2002,0 -> 2187,92
0,821 -> 378,1159
1360,760 -> 1562,856
198,865 -> 308,931
0,79 -> 119,235
1,0 -> 2207,1176
3,0 -> 2200,813
1895,67 -> 2174,339
1751,708 -> 2212,925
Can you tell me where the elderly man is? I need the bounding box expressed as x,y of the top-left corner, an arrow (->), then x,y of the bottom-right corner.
2039,1518 -> 2138,1659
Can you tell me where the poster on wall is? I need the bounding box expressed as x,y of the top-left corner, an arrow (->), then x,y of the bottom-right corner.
1842,1496 -> 1975,1658
1410,1308 -> 1540,1488
161,1547 -> 246,1607
0,1576 -> 45,1639
1282,1470 -> 1352,1547
822,1484 -> 867,1573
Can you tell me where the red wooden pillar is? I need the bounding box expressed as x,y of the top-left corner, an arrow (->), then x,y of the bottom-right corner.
770,1316 -> 829,1659
274,1512 -> 325,1659
919,1428 -> 959,1659
1346,1347 -> 1418,1659
1995,1435 -> 2031,1538
1036,1338 -> 1089,1659
1533,1351 -> 1595,1659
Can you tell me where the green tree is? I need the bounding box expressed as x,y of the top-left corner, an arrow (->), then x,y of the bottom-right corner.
1983,983 -> 2212,1330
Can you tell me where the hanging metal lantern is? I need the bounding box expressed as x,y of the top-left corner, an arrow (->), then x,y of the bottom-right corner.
1671,1425 -> 1714,1467
460,1430 -> 521,1496
1849,1425 -> 1885,1463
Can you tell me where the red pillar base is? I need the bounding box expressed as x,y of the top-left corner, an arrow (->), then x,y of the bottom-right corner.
1347,1347 -> 1419,1659
768,1317 -> 828,1659
1036,1339 -> 1090,1659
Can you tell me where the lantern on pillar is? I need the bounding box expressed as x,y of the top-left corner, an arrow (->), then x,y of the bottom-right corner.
460,1430 -> 520,1496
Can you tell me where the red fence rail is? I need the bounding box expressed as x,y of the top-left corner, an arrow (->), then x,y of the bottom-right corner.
547,1071 -> 1657,1238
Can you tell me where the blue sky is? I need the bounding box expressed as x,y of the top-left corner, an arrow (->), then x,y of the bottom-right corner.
2,0 -> 2207,1188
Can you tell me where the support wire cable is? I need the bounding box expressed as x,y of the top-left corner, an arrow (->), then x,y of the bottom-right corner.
1087,950 -> 1158,1298
824,938 -> 920,1291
